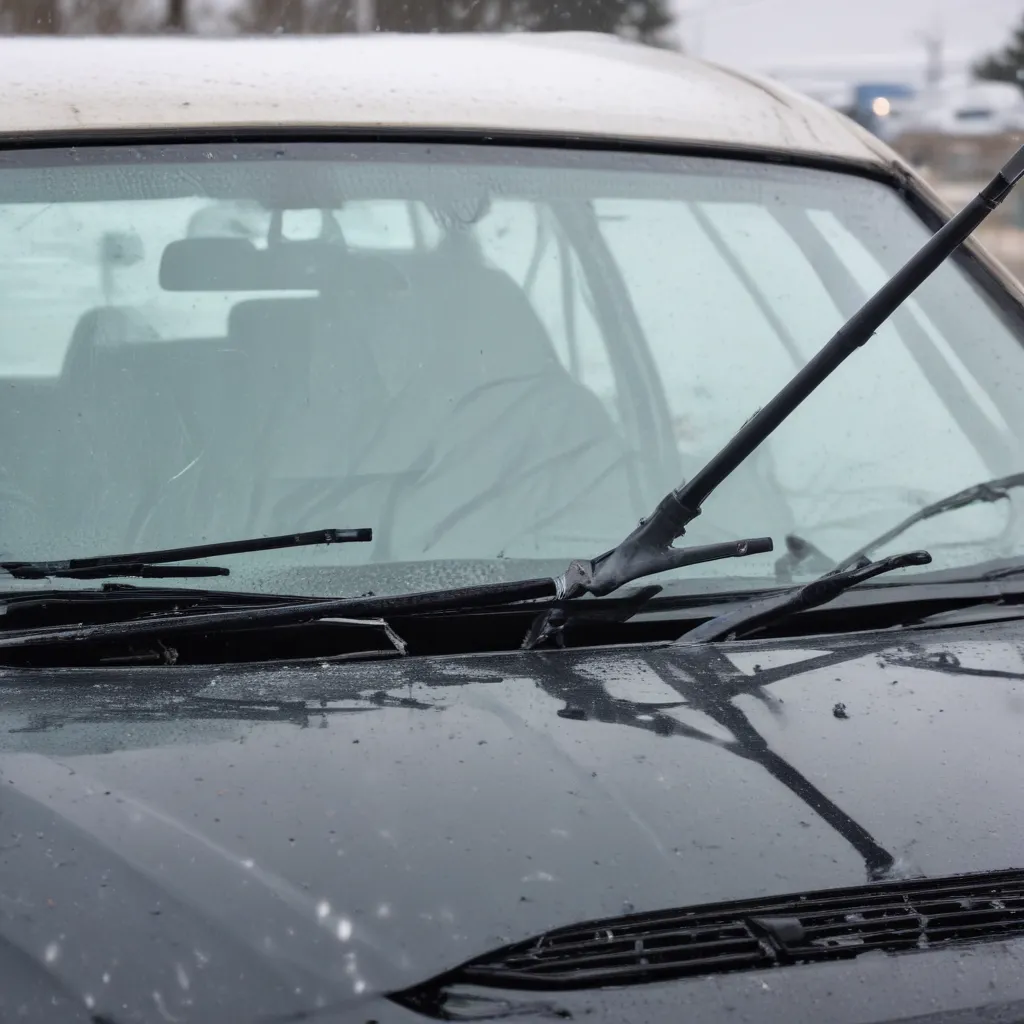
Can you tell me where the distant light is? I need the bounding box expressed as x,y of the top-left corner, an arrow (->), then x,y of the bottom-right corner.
872,96 -> 892,117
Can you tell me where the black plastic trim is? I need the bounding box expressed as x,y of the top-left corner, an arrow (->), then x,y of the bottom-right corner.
395,868 -> 1024,999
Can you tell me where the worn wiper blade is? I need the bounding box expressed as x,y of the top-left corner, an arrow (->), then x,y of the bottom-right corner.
553,145 -> 1024,600
834,470 -> 1024,573
677,550 -> 932,643
1,528 -> 371,580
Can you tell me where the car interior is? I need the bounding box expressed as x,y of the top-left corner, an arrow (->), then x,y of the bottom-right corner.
0,208 -> 653,563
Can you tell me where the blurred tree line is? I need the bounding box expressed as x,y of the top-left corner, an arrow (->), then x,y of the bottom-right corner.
0,0 -> 673,43
975,13 -> 1024,90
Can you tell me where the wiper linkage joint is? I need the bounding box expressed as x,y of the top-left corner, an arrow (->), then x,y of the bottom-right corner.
559,517 -> 772,598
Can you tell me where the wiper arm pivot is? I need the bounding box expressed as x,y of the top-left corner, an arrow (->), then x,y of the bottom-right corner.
678,550 -> 932,643
2,528 -> 371,580
559,535 -> 773,598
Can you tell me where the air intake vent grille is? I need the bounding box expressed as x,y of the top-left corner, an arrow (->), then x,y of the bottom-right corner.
454,869 -> 1024,990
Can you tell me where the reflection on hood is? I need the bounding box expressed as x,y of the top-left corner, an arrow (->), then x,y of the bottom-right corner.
2,623 -> 1024,1021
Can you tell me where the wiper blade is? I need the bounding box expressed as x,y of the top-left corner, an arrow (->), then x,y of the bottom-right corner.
556,145 -> 1024,600
1,528 -> 371,580
678,550 -> 932,643
834,470 -> 1024,573
0,539 -> 771,653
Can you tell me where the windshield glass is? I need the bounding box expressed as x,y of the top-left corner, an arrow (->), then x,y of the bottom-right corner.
3,142 -> 1024,597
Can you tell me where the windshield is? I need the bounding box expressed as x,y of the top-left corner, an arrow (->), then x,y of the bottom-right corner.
4,141 -> 1024,597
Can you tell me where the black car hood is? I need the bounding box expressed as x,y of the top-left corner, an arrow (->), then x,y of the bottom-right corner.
3,620 -> 1024,1021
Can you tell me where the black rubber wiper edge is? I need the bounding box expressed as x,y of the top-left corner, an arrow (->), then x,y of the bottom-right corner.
1,527 -> 371,580
38,563 -> 233,580
0,584 -> 317,611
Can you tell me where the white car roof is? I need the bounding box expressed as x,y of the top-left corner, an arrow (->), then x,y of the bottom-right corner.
0,32 -> 894,165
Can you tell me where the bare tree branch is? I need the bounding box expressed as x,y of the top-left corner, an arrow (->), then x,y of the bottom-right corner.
165,0 -> 186,30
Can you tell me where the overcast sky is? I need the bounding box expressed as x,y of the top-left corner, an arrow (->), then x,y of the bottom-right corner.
687,0 -> 1023,76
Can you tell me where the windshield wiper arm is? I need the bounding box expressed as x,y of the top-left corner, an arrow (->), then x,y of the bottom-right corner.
1,528 -> 372,580
555,144 -> 1024,600
678,550 -> 932,643
833,470 -> 1024,573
